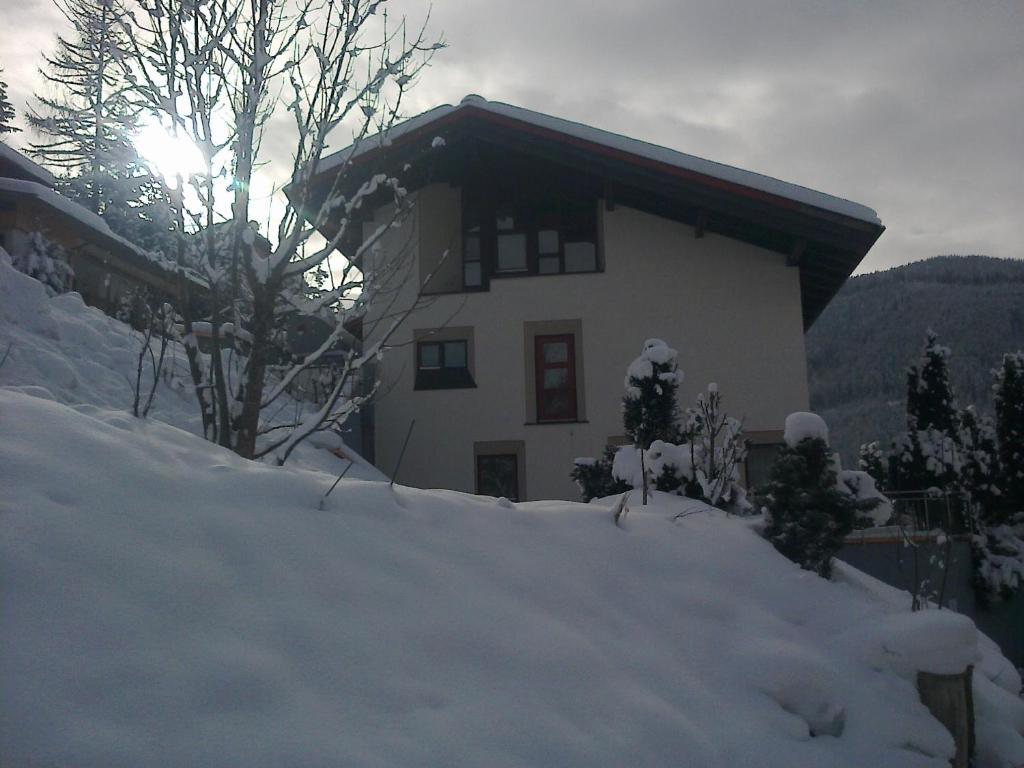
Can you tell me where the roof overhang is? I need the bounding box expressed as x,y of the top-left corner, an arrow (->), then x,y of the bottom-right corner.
297,97 -> 885,329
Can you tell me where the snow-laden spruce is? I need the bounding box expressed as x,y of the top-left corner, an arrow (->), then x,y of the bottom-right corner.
574,340 -> 747,510
3,389 -> 1024,766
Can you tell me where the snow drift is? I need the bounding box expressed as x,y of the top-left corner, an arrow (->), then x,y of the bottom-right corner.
0,250 -> 382,479
2,390 -> 1023,766
2,255 -> 1023,766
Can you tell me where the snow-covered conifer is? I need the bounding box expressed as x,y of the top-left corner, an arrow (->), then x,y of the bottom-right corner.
892,331 -> 961,492
10,232 -> 74,296
622,339 -> 682,448
857,441 -> 886,487
906,330 -> 957,434
0,66 -> 19,135
957,405 -> 1001,521
993,352 -> 1024,518
760,415 -> 859,578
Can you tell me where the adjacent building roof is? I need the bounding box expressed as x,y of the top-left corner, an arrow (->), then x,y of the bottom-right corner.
308,95 -> 886,328
0,177 -> 198,287
0,142 -> 57,187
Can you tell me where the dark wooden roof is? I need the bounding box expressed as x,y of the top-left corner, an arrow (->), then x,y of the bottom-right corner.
300,100 -> 885,329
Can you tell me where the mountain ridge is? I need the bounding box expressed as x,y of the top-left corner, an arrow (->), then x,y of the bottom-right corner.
807,254 -> 1024,463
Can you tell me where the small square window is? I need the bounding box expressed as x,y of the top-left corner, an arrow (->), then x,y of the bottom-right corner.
564,242 -> 597,273
443,341 -> 467,369
418,342 -> 441,369
497,233 -> 527,272
538,229 -> 559,254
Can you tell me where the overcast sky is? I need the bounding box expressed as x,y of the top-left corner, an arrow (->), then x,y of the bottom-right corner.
3,0 -> 1022,273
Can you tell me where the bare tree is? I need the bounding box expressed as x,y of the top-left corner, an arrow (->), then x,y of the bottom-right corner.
120,0 -> 444,463
128,289 -> 176,418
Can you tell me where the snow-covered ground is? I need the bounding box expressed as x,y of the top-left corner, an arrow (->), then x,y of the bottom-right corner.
0,252 -> 383,480
2,257 -> 1023,766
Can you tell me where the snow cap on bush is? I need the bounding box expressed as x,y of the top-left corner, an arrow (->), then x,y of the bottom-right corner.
623,338 -> 682,397
784,412 -> 830,448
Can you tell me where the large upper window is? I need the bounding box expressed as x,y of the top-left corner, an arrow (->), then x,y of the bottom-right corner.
535,334 -> 577,422
463,193 -> 598,288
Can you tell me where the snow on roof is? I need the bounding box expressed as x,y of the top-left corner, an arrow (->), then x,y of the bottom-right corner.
0,177 -> 185,280
318,95 -> 880,225
0,142 -> 57,187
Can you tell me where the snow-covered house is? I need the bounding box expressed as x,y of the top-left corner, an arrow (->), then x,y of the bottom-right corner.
0,143 -> 181,310
304,96 -> 885,501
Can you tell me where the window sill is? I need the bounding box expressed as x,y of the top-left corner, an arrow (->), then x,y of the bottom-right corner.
525,419 -> 589,426
414,382 -> 478,391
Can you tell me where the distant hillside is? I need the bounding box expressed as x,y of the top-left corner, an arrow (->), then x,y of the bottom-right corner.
806,255 -> 1024,464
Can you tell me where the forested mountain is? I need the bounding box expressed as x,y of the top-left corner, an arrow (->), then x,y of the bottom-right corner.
806,255 -> 1024,464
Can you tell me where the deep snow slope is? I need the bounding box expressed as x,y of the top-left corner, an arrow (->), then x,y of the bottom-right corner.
3,389 -> 1023,767
0,252 -> 383,479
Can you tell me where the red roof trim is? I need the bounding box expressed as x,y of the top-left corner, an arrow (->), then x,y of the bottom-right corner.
316,104 -> 866,222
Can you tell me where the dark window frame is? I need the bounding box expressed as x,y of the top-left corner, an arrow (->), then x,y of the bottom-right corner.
415,339 -> 476,390
534,333 -> 578,422
475,453 -> 520,501
462,189 -> 599,289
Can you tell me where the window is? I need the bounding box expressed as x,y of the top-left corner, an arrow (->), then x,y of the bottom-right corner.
535,334 -> 577,422
415,339 -> 475,390
745,443 -> 783,489
461,191 -> 598,287
476,454 -> 520,501
463,223 -> 482,288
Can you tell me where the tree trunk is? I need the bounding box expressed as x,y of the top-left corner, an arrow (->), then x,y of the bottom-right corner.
234,285 -> 274,459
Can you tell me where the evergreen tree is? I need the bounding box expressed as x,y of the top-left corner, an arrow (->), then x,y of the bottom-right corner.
622,338 -> 682,448
760,435 -> 858,578
994,352 -> 1024,519
27,0 -> 171,251
906,330 -> 957,434
893,331 -> 961,491
0,67 -> 19,135
857,441 -> 885,487
571,446 -> 630,503
957,405 -> 1001,521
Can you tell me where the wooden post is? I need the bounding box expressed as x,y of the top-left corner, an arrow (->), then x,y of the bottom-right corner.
917,665 -> 974,768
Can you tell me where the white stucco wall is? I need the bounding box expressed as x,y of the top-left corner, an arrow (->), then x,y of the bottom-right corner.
362,184 -> 810,501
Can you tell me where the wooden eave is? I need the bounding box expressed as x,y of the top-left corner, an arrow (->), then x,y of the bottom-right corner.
299,107 -> 884,330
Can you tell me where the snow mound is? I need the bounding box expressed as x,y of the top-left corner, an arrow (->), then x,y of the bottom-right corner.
2,391 -> 1023,766
785,411 -> 830,447
0,251 -> 382,479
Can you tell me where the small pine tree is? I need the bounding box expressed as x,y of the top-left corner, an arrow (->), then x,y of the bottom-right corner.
994,352 -> 1024,519
0,67 -> 19,135
858,441 -> 885,487
906,330 -> 957,434
571,446 -> 630,503
622,339 -> 682,448
957,405 -> 1001,522
760,434 -> 858,578
893,331 -> 961,491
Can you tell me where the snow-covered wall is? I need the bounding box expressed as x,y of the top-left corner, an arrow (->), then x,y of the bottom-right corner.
364,183 -> 810,500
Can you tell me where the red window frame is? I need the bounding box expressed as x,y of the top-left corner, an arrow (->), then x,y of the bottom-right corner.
535,334 -> 577,422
